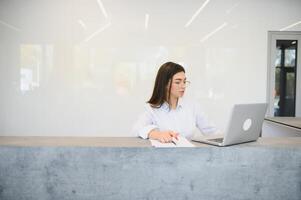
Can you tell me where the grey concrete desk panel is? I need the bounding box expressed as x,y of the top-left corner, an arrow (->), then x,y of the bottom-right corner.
0,137 -> 300,200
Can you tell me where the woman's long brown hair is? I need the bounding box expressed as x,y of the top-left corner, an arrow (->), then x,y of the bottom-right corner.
147,62 -> 185,108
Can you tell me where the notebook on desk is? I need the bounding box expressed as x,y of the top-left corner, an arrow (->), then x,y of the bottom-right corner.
150,136 -> 195,147
192,103 -> 268,147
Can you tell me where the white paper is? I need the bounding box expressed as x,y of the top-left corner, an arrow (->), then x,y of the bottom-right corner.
150,136 -> 195,148
150,139 -> 176,148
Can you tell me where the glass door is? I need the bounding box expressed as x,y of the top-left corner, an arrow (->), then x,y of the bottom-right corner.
268,31 -> 301,117
274,40 -> 297,116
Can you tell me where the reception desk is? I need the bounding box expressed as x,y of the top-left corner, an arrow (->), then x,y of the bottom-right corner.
263,117 -> 301,137
0,137 -> 300,200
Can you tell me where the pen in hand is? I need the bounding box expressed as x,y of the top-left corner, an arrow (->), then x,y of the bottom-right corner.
171,136 -> 178,146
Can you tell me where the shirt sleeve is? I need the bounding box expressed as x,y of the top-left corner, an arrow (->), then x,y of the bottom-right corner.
194,102 -> 218,135
132,105 -> 158,139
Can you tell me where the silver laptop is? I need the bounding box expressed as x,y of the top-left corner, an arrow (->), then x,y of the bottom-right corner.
192,103 -> 268,146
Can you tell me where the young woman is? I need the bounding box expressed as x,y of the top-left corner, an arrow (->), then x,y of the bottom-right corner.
132,62 -> 217,143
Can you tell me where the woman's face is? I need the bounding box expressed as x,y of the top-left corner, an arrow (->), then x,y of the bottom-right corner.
168,71 -> 187,99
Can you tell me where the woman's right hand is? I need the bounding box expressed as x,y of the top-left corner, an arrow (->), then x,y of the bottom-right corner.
148,130 -> 179,143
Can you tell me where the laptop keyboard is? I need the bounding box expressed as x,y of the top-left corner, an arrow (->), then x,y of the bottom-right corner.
208,138 -> 224,143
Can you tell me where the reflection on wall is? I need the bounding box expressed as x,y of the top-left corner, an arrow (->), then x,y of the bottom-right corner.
20,45 -> 41,93
20,44 -> 53,94
0,0 -> 301,136
113,62 -> 136,95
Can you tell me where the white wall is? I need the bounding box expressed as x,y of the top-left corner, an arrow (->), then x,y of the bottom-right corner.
0,0 -> 301,136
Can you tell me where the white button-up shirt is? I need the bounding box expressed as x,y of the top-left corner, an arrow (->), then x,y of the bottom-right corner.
132,98 -> 217,139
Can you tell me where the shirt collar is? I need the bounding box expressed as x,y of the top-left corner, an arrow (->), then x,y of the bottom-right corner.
161,98 -> 184,111
177,97 -> 184,108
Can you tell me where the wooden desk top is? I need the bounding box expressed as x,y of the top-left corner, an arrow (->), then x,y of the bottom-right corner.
265,117 -> 301,129
0,137 -> 300,148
